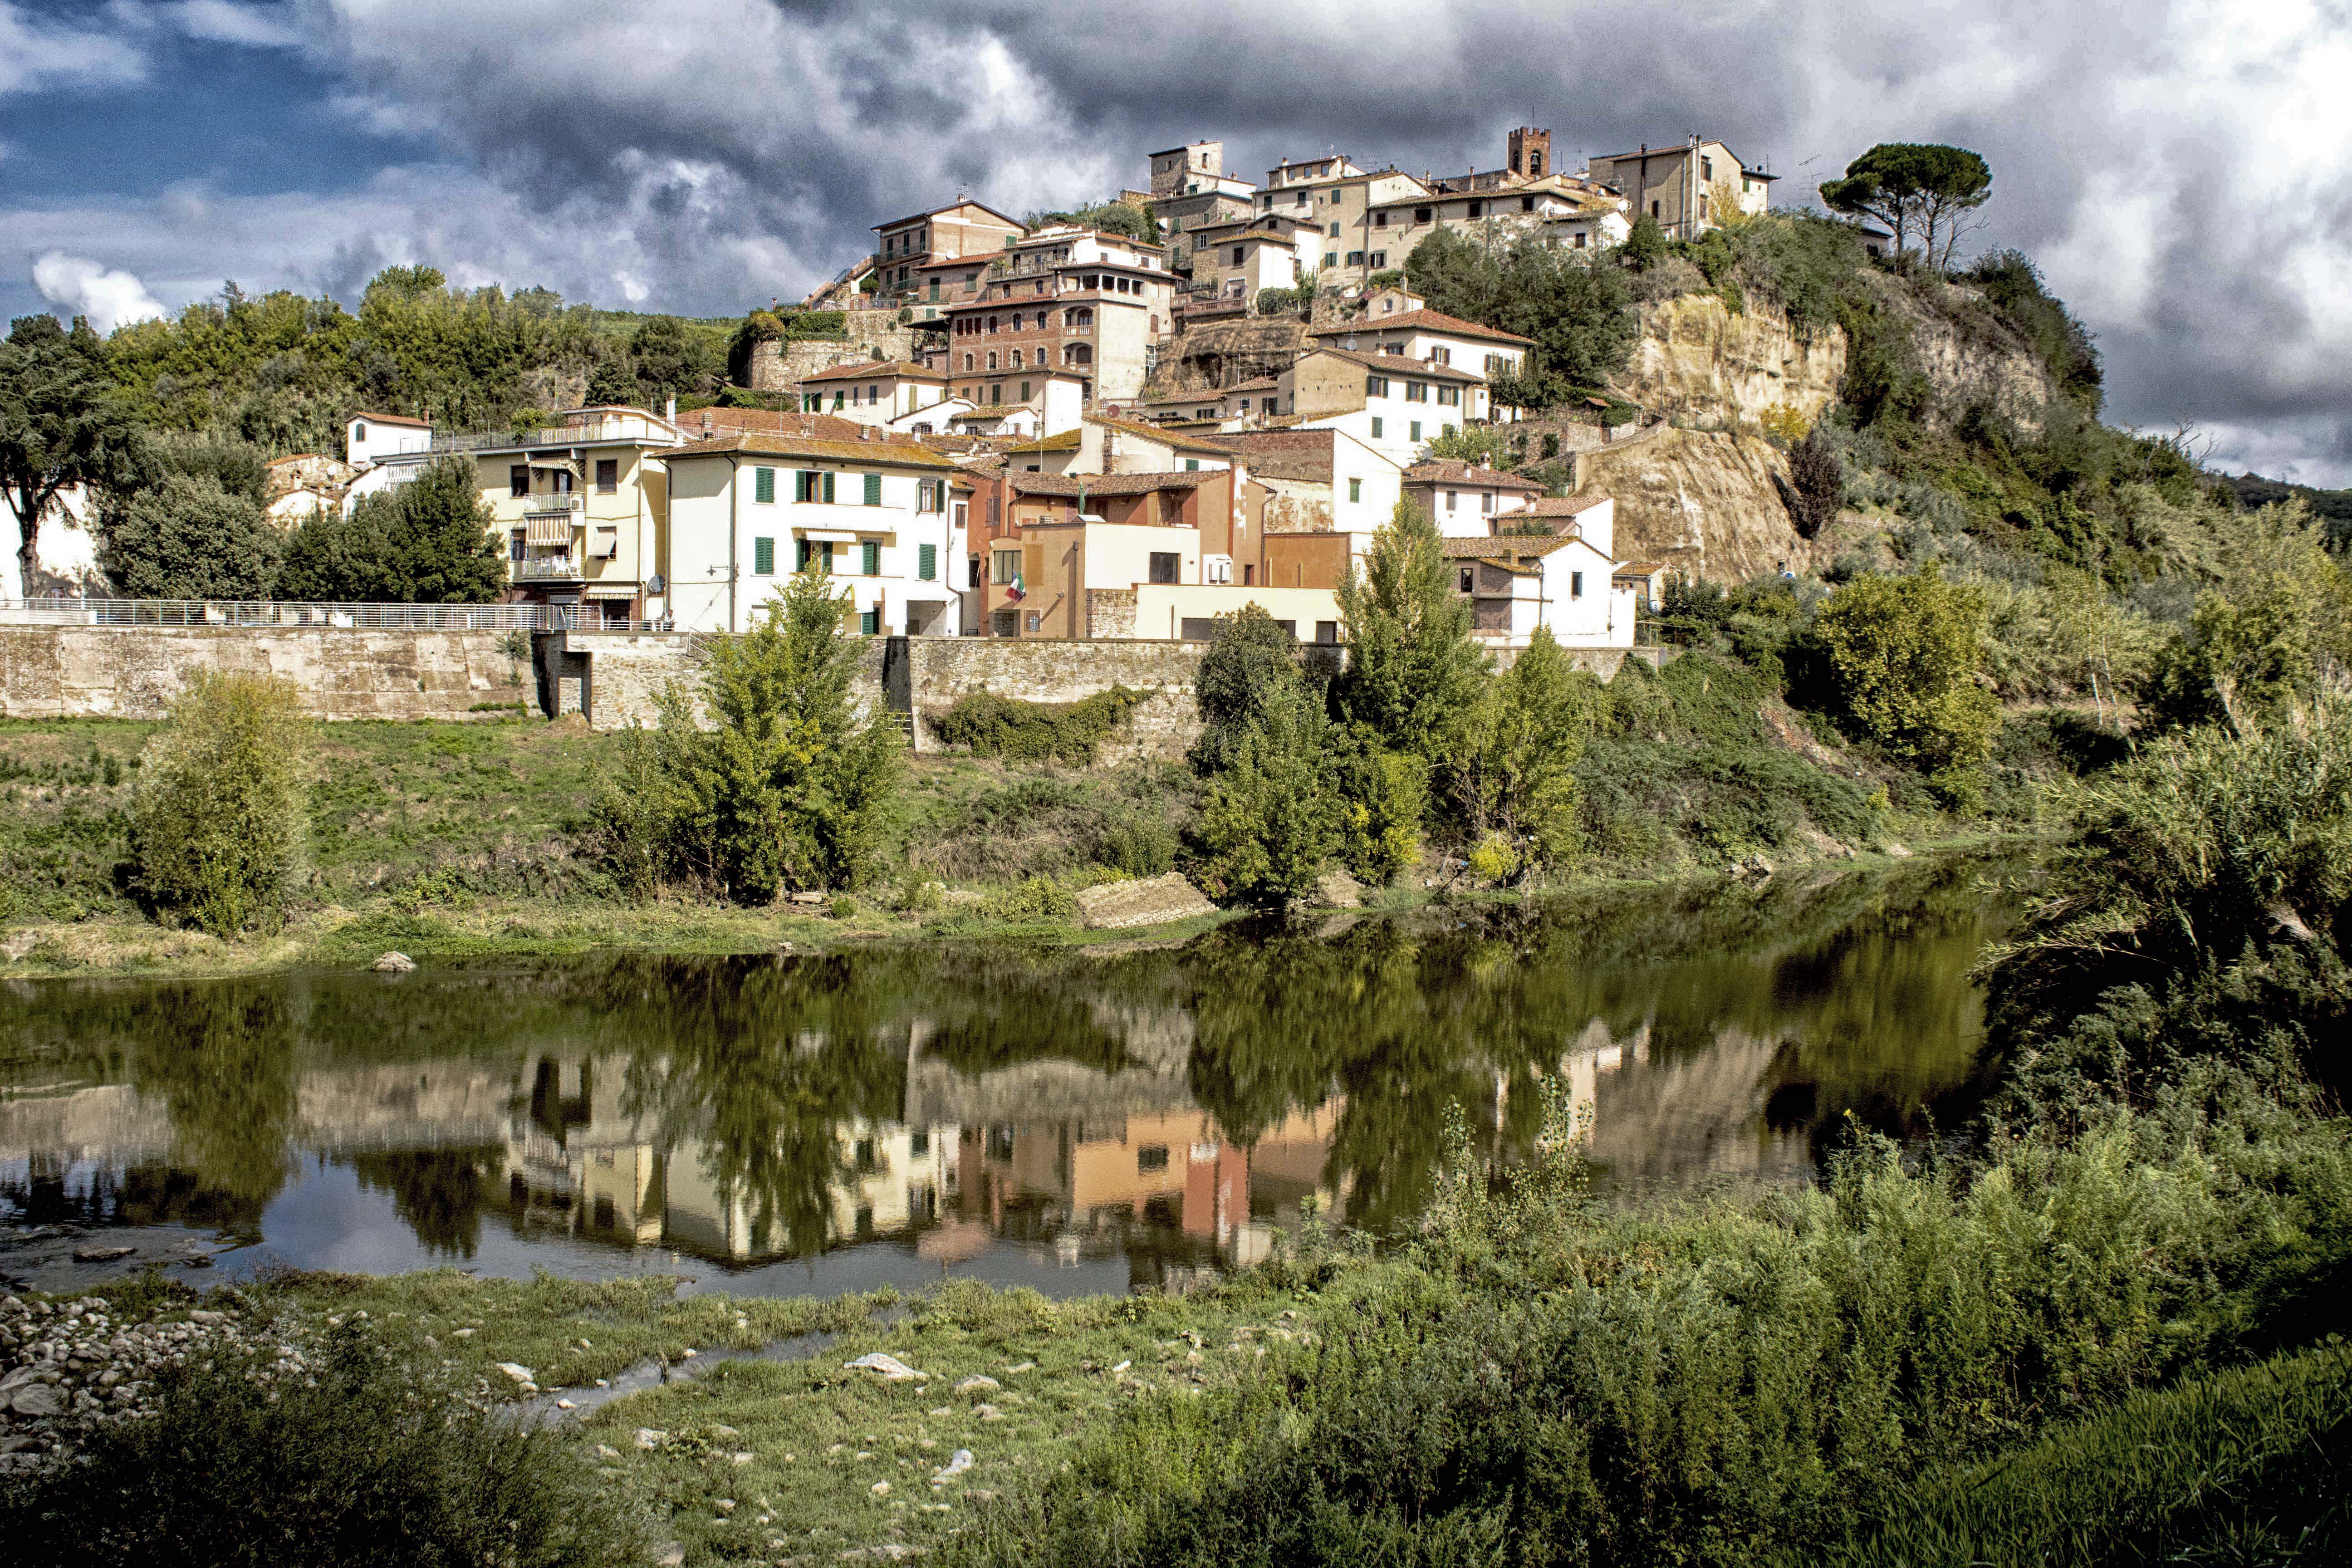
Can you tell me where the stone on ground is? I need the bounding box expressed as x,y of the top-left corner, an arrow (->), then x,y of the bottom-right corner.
1313,869 -> 1363,908
1075,873 -> 1216,930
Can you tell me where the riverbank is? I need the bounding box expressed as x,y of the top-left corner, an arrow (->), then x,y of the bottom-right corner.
0,698 -> 2068,980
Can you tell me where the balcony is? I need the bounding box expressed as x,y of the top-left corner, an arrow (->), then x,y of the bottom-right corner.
513,555 -> 583,584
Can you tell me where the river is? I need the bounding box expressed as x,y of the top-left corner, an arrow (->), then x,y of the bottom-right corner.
0,854 -> 2022,1299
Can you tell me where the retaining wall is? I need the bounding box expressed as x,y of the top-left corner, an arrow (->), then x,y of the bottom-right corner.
0,625 -> 533,721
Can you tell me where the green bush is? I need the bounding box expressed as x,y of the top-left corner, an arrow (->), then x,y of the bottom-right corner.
1192,604 -> 1313,774
590,565 -> 902,900
1197,681 -> 1340,909
1334,732 -> 1428,885
132,671 -> 310,935
1811,568 -> 1999,767
977,873 -> 1079,924
931,686 -> 1148,766
0,1323 -> 646,1567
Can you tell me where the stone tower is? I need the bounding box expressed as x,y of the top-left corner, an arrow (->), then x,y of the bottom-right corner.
1507,127 -> 1552,181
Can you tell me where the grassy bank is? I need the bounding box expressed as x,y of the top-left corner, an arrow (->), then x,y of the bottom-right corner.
0,655 -> 2070,979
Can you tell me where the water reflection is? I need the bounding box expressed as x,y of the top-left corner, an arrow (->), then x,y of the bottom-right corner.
0,856 -> 2019,1294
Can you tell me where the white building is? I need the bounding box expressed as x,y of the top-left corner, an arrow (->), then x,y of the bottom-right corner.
1276,347 -> 1489,466
662,431 -> 966,637
346,411 -> 433,469
1308,304 -> 1534,387
796,360 -> 957,430
1437,493 -> 1634,648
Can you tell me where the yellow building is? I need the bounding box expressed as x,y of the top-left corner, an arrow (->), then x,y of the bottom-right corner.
459,405 -> 681,626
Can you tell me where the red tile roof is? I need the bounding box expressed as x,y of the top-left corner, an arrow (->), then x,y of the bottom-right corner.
1311,309 -> 1534,346
352,410 -> 431,428
797,360 -> 945,383
1308,346 -> 1488,384
1010,470 -> 1217,498
1404,460 -> 1544,490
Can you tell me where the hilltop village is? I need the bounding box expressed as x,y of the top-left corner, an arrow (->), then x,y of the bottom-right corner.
149,130 -> 1783,650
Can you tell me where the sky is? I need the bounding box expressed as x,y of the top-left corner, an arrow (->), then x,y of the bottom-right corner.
4,0 -> 2349,483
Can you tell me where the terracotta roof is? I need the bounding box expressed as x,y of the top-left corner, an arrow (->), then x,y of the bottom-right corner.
1307,346 -> 1487,384
873,200 -> 1025,234
1229,375 -> 1280,392
1004,429 -> 1082,453
798,360 -> 945,383
1404,460 -> 1545,490
1210,428 -> 1341,482
691,407 -> 867,442
1441,536 -> 1575,559
1614,561 -> 1668,575
1310,309 -> 1534,346
1010,470 -> 1216,498
352,410 -> 431,428
665,433 -> 961,469
1517,494 -> 1612,517
1085,413 -> 1234,455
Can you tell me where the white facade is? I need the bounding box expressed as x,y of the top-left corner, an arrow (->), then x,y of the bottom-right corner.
346,412 -> 432,469
665,444 -> 965,637
800,364 -> 954,428
342,450 -> 430,514
1310,311 -> 1533,384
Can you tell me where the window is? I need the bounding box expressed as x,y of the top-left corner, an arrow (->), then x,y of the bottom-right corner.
916,479 -> 943,513
1438,384 -> 1461,406
1232,245 -> 1245,265
1348,478 -> 1362,503
860,608 -> 879,635
1064,343 -> 1091,366
1481,490 -> 1494,513
1184,457 -> 1200,471
1019,381 -> 1032,401
1316,620 -> 1339,644
861,539 -> 880,575
1460,568 -> 1474,593
754,466 -> 775,504
1370,416 -> 1383,438
796,470 -> 835,504
1410,420 -> 1422,441
991,549 -> 1020,584
1431,346 -> 1450,365
862,472 -> 882,506
1405,381 -> 1429,402
918,542 -> 937,580
1148,551 -> 1180,585
1324,251 -> 1338,268
1571,570 -> 1584,598
990,384 -> 1003,404
833,390 -> 845,410
1701,156 -> 1714,180
1414,206 -> 1431,223
1346,250 -> 1364,266
593,458 -> 618,493
1468,200 -> 1483,218
962,352 -> 974,370
1025,612 -> 1040,632
1699,194 -> 1710,219
509,465 -> 528,498
1574,231 -> 1588,249
509,527 -> 526,562
1070,308 -> 1092,333
1364,375 -> 1389,397
1373,211 -> 1388,227
1328,221 -> 1340,237
753,536 -> 775,575
796,539 -> 834,573
1445,489 -> 1458,512
985,351 -> 998,370
1009,349 -> 1023,369
353,421 -> 368,442
1651,200 -> 1660,218
986,315 -> 998,333
1521,195 -> 1536,212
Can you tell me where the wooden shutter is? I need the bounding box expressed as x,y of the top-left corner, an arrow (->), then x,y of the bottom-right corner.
863,472 -> 882,507
754,537 -> 774,575
862,540 -> 880,575
823,471 -> 836,504
754,466 -> 774,503
918,543 -> 936,580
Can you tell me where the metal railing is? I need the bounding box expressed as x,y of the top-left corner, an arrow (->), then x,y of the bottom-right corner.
512,557 -> 583,583
1,596 -> 578,630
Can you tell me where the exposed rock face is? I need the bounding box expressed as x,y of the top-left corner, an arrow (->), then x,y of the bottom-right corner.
1152,318 -> 1308,393
1578,426 -> 1823,583
1857,272 -> 2060,433
1614,294 -> 1845,427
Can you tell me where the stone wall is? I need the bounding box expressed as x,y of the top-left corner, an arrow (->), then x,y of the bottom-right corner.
748,311 -> 924,391
0,625 -> 533,721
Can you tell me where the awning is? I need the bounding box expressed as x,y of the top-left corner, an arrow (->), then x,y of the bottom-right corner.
800,530 -> 862,543
583,585 -> 638,599
525,514 -> 575,545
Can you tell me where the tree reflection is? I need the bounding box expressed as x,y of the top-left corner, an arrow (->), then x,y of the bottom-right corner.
129,982 -> 300,1216
348,1147 -> 499,1258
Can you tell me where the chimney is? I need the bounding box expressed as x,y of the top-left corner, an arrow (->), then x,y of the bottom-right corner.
665,395 -> 676,422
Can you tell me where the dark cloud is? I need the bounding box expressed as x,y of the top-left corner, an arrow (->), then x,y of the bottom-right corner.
8,0 -> 2352,480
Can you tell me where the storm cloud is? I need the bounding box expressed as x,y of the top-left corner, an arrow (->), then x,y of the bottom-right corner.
8,0 -> 2352,480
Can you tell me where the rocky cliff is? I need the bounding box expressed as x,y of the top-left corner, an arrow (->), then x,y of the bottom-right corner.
1577,425 -> 1824,581
1612,294 -> 1845,426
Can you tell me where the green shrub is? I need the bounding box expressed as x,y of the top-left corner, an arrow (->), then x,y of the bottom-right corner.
1335,733 -> 1428,885
132,671 -> 310,935
0,1323 -> 646,1567
931,686 -> 1149,766
1197,682 -> 1340,909
1192,605 -> 1313,774
978,874 -> 1079,924
1811,568 -> 1999,766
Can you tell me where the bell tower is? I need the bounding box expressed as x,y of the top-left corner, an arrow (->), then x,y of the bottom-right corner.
1508,127 -> 1551,180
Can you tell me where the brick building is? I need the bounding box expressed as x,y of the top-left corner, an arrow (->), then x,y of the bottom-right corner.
941,226 -> 1175,406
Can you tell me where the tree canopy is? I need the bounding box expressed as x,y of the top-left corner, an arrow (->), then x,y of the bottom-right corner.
1819,143 -> 1992,268
0,314 -> 136,592
1403,229 -> 1636,402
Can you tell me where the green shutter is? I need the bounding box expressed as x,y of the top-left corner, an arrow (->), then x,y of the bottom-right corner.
918,543 -> 936,580
860,609 -> 880,636
754,537 -> 774,575
754,466 -> 774,503
1185,458 -> 1200,471
862,540 -> 880,575
823,471 -> 836,504
863,472 -> 882,507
